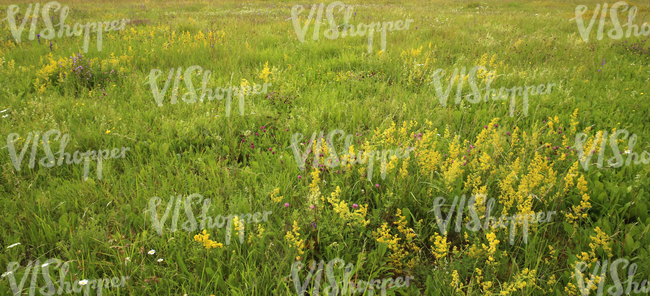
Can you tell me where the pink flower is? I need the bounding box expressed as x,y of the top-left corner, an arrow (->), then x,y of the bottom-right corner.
269,148 -> 272,151
352,204 -> 358,209
261,126 -> 265,129
255,133 -> 259,136
284,203 -> 290,207
298,175 -> 302,179
310,205 -> 314,209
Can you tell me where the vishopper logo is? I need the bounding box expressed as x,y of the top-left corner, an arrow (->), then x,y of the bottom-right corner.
2,1 -> 129,53
3,129 -> 130,181
146,193 -> 272,245
290,1 -> 414,53
428,194 -> 557,245
574,258 -> 650,295
289,129 -> 414,181
428,65 -> 556,117
144,66 -> 271,116
289,258 -> 413,295
571,1 -> 650,43
574,128 -> 650,171
1,258 -> 129,296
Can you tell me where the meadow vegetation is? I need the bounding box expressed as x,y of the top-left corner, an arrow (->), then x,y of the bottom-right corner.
1,0 -> 650,295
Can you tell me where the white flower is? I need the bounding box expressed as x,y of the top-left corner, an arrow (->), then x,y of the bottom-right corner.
79,279 -> 88,286
157,258 -> 164,262
148,249 -> 156,255
2,115 -> 8,118
1,271 -> 13,278
0,109 -> 7,113
125,257 -> 131,261
7,243 -> 21,249
624,150 -> 631,154
42,262 -> 50,267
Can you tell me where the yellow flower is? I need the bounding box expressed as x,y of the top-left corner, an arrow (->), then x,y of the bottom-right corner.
105,130 -> 111,134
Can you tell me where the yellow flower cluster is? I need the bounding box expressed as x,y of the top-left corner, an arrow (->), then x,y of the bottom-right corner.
589,227 -> 612,257
565,226 -> 611,296
565,174 -> 592,223
194,230 -> 223,250
232,216 -> 244,234
270,188 -> 283,203
497,268 -> 537,295
248,224 -> 265,245
285,221 -> 305,255
308,167 -> 321,207
373,209 -> 420,270
326,186 -> 369,227
451,270 -> 462,293
430,232 -> 448,261
258,61 -> 272,83
482,232 -> 500,265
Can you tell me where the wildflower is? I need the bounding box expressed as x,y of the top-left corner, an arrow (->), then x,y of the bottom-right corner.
298,175 -> 302,179
353,204 -> 358,209
148,249 -> 156,255
375,184 -> 379,188
285,203 -> 290,207
157,258 -> 163,262
79,280 -> 88,286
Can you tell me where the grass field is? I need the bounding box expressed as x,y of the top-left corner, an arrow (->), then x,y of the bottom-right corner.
1,0 -> 650,295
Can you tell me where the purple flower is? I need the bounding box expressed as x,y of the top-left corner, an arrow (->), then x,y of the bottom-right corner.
311,222 -> 316,229
375,184 -> 379,188
298,175 -> 302,180
352,204 -> 358,209
284,203 -> 290,207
